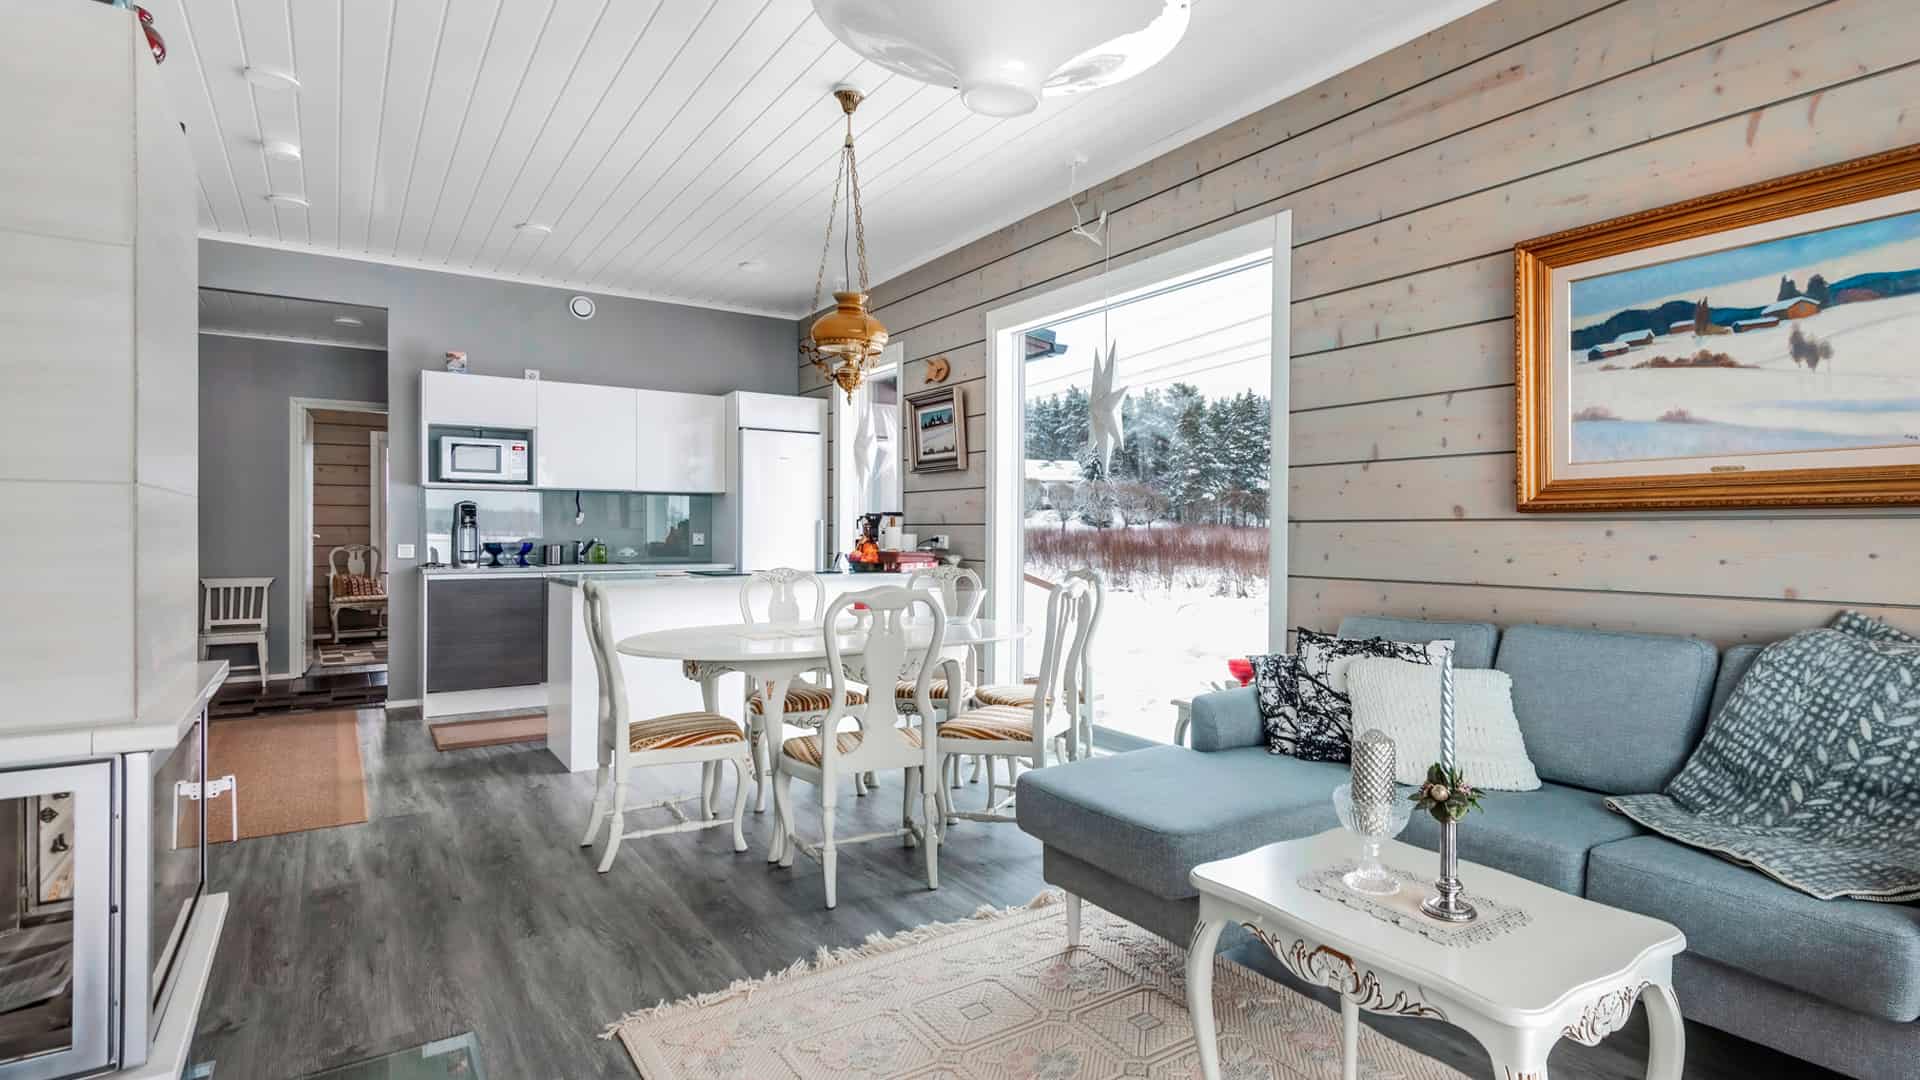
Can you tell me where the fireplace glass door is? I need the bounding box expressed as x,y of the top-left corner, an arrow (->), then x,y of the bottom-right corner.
0,762 -> 112,1080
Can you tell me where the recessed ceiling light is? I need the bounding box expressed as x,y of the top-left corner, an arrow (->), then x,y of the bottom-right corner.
515,222 -> 553,235
569,295 -> 596,320
332,315 -> 364,327
242,67 -> 301,90
265,193 -> 309,208
262,140 -> 302,161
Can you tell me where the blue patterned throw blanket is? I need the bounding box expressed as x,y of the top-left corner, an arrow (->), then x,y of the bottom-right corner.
1607,612 -> 1920,902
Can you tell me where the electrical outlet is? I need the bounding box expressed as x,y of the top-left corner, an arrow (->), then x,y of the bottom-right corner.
690,532 -> 706,546
396,543 -> 416,559
524,368 -> 540,381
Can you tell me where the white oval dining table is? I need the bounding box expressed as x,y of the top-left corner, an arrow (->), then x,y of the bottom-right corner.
617,616 -> 1026,862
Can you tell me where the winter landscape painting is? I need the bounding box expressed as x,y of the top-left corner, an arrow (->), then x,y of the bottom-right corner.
1568,209 -> 1920,465
1516,146 -> 1920,510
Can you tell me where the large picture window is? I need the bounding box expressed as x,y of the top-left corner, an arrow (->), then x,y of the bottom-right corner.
987,215 -> 1291,747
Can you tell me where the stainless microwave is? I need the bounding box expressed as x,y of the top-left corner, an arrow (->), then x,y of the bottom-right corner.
438,433 -> 530,484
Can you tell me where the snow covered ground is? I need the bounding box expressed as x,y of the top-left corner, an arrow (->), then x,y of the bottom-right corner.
1568,292 -> 1920,463
1022,579 -> 1266,744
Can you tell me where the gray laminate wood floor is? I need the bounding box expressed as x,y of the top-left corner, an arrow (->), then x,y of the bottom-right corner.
188,707 -> 1835,1080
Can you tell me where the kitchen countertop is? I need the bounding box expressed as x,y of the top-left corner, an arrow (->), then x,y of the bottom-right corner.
0,659 -> 228,765
419,562 -> 734,579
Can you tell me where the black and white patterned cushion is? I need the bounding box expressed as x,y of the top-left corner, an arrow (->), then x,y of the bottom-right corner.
1276,629 -> 1453,763
1248,653 -> 1296,748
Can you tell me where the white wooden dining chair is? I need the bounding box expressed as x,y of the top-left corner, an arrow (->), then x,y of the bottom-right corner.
325,543 -> 388,643
895,566 -> 986,714
771,586 -> 952,907
737,568 -> 873,809
198,577 -> 272,688
578,579 -> 752,874
935,571 -> 1098,824
898,566 -> 989,790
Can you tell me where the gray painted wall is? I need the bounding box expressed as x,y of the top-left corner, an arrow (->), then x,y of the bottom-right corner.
199,239 -> 801,700
198,333 -> 388,676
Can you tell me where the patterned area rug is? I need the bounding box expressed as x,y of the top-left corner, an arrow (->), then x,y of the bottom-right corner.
606,894 -> 1463,1080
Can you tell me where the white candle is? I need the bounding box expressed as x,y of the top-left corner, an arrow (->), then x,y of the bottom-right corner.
1438,649 -> 1456,775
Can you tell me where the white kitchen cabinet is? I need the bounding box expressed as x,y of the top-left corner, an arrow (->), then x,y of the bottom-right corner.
536,379 -> 638,491
635,390 -> 726,492
420,371 -> 538,429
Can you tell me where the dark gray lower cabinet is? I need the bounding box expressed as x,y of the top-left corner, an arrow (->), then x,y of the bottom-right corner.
425,578 -> 548,692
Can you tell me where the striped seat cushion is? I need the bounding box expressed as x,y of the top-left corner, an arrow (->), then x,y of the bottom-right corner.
782,726 -> 922,768
941,705 -> 1035,742
893,679 -> 953,700
974,684 -> 1050,708
628,711 -> 744,752
749,685 -> 866,714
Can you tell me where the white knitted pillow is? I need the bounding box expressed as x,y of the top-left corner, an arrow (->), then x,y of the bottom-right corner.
1345,657 -> 1541,791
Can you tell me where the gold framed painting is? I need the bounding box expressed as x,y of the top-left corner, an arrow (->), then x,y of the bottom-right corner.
1515,144 -> 1920,510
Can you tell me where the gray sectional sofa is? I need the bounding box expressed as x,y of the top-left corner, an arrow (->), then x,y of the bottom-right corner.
1015,616 -> 1920,1080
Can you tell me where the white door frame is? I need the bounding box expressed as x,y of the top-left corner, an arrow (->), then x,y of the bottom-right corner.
368,430 -> 390,558
289,397 -> 388,676
981,212 -> 1292,681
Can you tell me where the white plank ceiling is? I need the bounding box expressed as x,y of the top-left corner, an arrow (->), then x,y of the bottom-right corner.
151,0 -> 1489,318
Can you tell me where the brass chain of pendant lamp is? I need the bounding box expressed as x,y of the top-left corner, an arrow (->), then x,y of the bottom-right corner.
800,87 -> 889,401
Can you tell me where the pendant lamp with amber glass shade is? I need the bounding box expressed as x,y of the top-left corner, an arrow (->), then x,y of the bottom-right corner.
800,87 -> 888,401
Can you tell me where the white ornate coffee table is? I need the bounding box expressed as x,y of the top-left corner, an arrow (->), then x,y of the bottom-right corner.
1187,830 -> 1686,1080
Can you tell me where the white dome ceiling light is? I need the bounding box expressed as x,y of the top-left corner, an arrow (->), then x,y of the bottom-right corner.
811,0 -> 1190,117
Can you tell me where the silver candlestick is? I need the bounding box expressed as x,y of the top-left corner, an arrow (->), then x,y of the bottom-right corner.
1420,818 -> 1478,922
1422,647 -> 1477,923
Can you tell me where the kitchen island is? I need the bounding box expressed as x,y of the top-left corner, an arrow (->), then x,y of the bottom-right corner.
543,571 -> 913,772
417,563 -> 731,719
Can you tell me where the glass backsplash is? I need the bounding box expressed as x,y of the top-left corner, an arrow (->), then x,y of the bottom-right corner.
422,489 -> 715,565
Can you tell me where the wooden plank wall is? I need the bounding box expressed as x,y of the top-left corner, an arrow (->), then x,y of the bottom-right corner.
800,0 -> 1920,644
310,408 -> 386,638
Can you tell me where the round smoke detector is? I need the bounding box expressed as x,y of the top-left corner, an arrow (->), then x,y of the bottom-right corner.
568,295 -> 596,320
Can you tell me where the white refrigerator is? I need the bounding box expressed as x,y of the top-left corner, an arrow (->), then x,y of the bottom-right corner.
731,395 -> 827,572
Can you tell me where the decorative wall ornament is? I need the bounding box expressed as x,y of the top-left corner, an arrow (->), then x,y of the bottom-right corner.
1515,144 -> 1920,510
923,355 -> 950,384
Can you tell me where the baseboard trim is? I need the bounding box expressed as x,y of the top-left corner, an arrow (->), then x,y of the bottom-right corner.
385,697 -> 421,709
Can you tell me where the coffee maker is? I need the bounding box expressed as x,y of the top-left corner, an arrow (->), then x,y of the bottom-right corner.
452,500 -> 480,567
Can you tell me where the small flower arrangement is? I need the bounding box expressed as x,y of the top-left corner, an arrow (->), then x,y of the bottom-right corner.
1410,763 -> 1483,824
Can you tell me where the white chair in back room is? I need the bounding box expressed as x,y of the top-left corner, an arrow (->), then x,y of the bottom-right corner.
198,577 -> 273,688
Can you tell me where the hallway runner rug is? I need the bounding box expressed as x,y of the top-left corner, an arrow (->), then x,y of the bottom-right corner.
201,708 -> 370,842
605,892 -> 1463,1080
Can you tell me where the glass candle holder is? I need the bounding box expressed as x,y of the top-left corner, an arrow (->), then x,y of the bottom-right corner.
1333,781 -> 1412,896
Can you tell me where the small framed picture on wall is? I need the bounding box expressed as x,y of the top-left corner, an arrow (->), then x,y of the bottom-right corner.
907,386 -> 967,472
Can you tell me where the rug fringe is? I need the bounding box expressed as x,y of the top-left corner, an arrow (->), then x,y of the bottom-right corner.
600,889 -> 1064,1039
